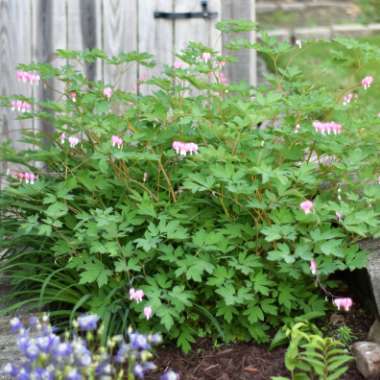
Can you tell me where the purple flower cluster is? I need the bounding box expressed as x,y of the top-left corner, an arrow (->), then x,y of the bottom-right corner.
2,315 -> 178,380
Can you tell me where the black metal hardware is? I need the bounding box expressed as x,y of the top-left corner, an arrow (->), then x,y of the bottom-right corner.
154,0 -> 217,20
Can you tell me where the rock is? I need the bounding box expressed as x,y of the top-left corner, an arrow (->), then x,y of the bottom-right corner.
361,239 -> 380,315
352,341 -> 380,379
294,26 -> 332,41
331,24 -> 371,38
368,319 -> 380,344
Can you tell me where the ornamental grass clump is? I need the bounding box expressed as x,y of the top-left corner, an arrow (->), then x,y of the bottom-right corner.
2,315 -> 176,380
1,20 -> 380,351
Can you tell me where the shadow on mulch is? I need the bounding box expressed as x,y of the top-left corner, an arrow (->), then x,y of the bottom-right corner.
147,306 -> 372,380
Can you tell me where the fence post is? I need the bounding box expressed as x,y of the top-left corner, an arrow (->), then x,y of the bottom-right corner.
221,0 -> 256,86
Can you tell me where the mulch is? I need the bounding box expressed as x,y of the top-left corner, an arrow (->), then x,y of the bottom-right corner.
147,305 -> 373,380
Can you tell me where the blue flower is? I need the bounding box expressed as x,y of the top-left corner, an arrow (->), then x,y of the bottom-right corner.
25,342 -> 40,361
160,370 -> 179,380
73,340 -> 92,367
77,314 -> 99,331
10,317 -> 23,333
149,333 -> 162,345
129,332 -> 150,351
17,334 -> 30,355
16,367 -> 30,380
134,364 -> 145,379
28,316 -> 39,327
32,367 -> 54,380
95,360 -> 113,377
66,368 -> 82,380
53,342 -> 72,357
36,334 -> 59,353
115,342 -> 129,363
1,363 -> 18,377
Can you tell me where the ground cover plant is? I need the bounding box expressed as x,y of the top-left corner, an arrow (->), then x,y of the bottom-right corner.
272,322 -> 352,380
1,21 -> 380,352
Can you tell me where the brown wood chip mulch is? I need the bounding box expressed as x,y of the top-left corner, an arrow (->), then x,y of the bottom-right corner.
146,306 -> 372,379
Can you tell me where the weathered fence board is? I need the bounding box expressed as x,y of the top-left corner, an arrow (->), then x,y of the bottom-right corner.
0,0 -> 34,149
103,0 -> 137,92
222,0 -> 257,85
138,0 -> 175,93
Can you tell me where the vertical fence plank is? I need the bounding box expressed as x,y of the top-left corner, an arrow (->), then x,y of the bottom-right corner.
222,0 -> 256,85
0,0 -> 33,149
174,0 -> 210,52
208,0 -> 223,52
138,0 -> 174,93
33,0 -> 68,143
102,0 -> 137,92
67,0 -> 103,82
0,0 -> 34,188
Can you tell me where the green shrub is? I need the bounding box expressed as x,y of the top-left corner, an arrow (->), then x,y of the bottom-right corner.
357,0 -> 380,23
1,22 -> 380,350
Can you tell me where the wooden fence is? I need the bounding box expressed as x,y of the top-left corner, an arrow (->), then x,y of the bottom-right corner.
0,0 -> 256,152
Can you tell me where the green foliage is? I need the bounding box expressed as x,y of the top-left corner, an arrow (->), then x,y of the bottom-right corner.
335,325 -> 356,346
273,322 -> 353,380
356,0 -> 380,23
1,22 -> 380,350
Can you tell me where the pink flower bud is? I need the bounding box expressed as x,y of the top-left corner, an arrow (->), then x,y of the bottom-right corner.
362,75 -> 374,90
111,135 -> 123,149
16,172 -> 25,181
336,211 -> 343,222
69,92 -> 77,102
144,306 -> 153,320
16,71 -> 40,85
217,72 -> 228,84
300,200 -> 314,215
343,93 -> 353,106
313,121 -> 342,135
173,61 -> 185,69
129,288 -> 144,303
202,52 -> 211,63
310,259 -> 317,275
333,297 -> 353,312
172,141 -> 199,156
16,71 -> 26,82
103,87 -> 113,99
68,136 -> 79,148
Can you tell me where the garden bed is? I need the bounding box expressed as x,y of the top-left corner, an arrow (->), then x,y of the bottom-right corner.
148,306 -> 372,379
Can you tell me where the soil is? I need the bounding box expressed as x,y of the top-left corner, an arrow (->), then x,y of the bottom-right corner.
147,305 -> 373,380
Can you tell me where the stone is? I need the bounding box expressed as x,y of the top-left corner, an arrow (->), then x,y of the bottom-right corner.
256,3 -> 278,13
280,3 -> 305,11
331,24 -> 371,38
352,341 -> 380,379
368,24 -> 380,33
265,29 -> 291,42
368,319 -> 380,344
294,26 -> 332,41
361,239 -> 380,315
